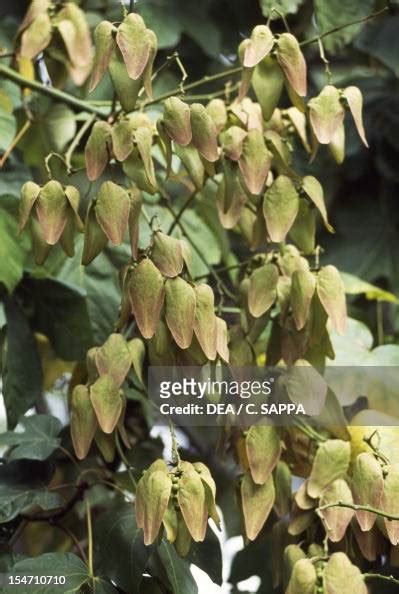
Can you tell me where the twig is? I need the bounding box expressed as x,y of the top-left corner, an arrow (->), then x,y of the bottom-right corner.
167,191 -> 197,234
317,501 -> 399,521
64,114 -> 96,174
44,152 -> 68,179
115,431 -> 137,489
0,120 -> 31,168
272,8 -> 290,32
363,573 -> 399,586
85,497 -> 94,579
53,522 -> 88,564
169,420 -> 181,467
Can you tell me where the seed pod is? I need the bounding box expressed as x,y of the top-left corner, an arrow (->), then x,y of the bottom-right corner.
129,259 -> 165,339
252,57 -> 284,121
216,173 -> 247,230
109,49 -> 142,112
174,512 -> 193,557
152,232 -> 184,278
95,181 -> 130,245
128,186 -> 142,260
283,545 -> 307,590
342,86 -> 368,147
190,103 -> 219,162
165,277 -> 196,349
286,558 -> 317,594
323,552 -> 367,594
307,439 -> 350,499
136,460 -> 172,545
193,462 -> 221,528
276,33 -> 307,97
112,119 -> 136,162
20,12 -> 52,59
328,122 -> 345,164
163,97 -> 192,146
30,217 -> 51,264
318,479 -> 354,542
239,129 -> 272,194
19,0 -> 50,32
163,500 -> 178,544
70,384 -> 97,460
286,360 -> 327,416
263,175 -> 299,242
142,29 -> 157,99
351,453 -> 383,531
90,20 -> 117,91
116,13 -> 150,80
95,333 -> 131,388
64,185 -> 83,230
215,317 -> 229,363
35,180 -> 68,245
55,3 -> 92,70
193,284 -> 217,361
127,337 -> 145,384
264,130 -> 295,178
382,463 -> 399,545
134,126 -> 157,188
173,143 -> 204,190
286,106 -> 310,152
177,462 -> 207,541
123,150 -> 157,194
237,39 -> 253,100
94,428 -> 115,462
302,175 -> 333,232
289,200 -> 315,255
243,25 -> 274,68
85,121 -> 112,181
89,374 -> 123,434
245,425 -> 281,485
295,481 -> 316,510
221,126 -> 247,161
248,263 -> 279,318
274,461 -> 292,517
316,265 -> 347,335
291,269 -> 316,330
206,99 -> 227,134
19,181 -> 41,233
308,86 -> 344,145
241,470 -> 275,541
156,119 -> 173,178
81,201 -> 108,265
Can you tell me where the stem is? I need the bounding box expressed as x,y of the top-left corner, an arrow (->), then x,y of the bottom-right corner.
169,420 -> 181,467
54,522 -> 88,564
0,64 -> 105,117
0,119 -> 31,168
85,497 -> 94,579
64,114 -> 96,173
115,431 -> 138,489
317,501 -> 399,521
167,191 -> 197,234
363,573 -> 399,586
376,301 -> 384,345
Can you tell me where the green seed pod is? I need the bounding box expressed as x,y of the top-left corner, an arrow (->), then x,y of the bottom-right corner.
112,119 -> 136,162
323,552 -> 367,594
135,459 -> 172,545
165,277 -> 196,349
307,439 -> 350,498
35,180 -> 68,245
54,2 -> 92,72
245,425 -> 281,485
193,284 -> 217,361
190,103 -> 219,162
174,144 -> 204,191
89,374 -> 123,434
177,462 -> 207,542
163,97 -> 192,146
263,175 -> 299,242
116,13 -> 151,80
142,29 -> 158,100
289,200 -> 316,255
70,384 -> 97,460
302,175 -> 333,232
152,232 -> 184,278
81,201 -> 108,266
308,86 -> 344,145
85,121 -> 112,181
215,316 -> 229,363
352,452 -> 384,531
342,86 -> 368,146
316,265 -> 347,335
20,12 -> 52,59
276,33 -> 307,97
318,478 -> 354,542
239,129 -> 272,195
109,49 -> 142,112
291,268 -> 316,331
95,333 -> 131,388
252,56 -> 284,121
243,25 -> 274,68
247,263 -> 279,318
19,181 -> 41,233
206,99 -> 227,134
286,558 -> 317,594
241,470 -> 275,541
221,126 -> 247,161
128,259 -> 165,339
193,462 -> 221,529
95,181 -> 130,245
127,337 -> 145,385
89,20 -> 117,91
94,428 -> 115,463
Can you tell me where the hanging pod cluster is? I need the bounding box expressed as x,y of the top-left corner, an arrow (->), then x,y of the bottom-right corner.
119,237 -> 229,363
18,0 -> 92,84
135,459 -> 220,555
19,180 -> 83,263
89,13 -> 157,111
69,332 -> 145,460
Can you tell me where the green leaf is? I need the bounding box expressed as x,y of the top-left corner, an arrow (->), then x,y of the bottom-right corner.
158,541 -> 198,594
0,415 -> 62,461
0,106 -> 16,151
314,0 -> 375,53
0,459 -> 62,523
0,196 -> 29,293
247,263 -> 278,318
340,271 -> 398,303
2,298 -> 43,429
10,553 -> 91,593
263,175 -> 299,242
307,439 -> 350,498
260,0 -> 304,19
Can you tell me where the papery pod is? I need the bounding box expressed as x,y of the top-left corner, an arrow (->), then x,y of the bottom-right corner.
283,545 -> 307,591
19,0 -> 50,31
163,501 -> 178,544
302,175 -> 333,232
59,210 -> 77,257
152,231 -> 184,278
19,181 -> 41,232
295,480 -> 316,510
352,522 -> 383,562
206,99 -> 227,134
342,86 -> 368,147
109,50 -> 142,112
95,333 -> 131,388
316,265 -> 347,335
177,462 -> 208,541
134,126 -> 157,188
163,97 -> 192,146
136,460 -> 172,545
244,25 -> 274,68
127,337 -> 145,384
64,185 -> 83,231
286,360 -> 328,416
129,258 -> 165,339
286,107 -> 310,152
241,470 -> 275,541
190,103 -> 219,162
20,12 -> 52,59
382,463 -> 399,545
286,558 -> 317,594
238,39 -> 254,100
35,180 -> 68,244
128,186 -> 142,259
221,126 -> 247,161
193,284 -> 217,361
351,453 -> 384,531
288,505 -> 314,536
165,277 -> 196,349
274,461 -> 292,517
318,479 -> 354,542
247,263 -> 279,318
94,181 -> 130,245
70,384 -> 97,460
81,201 -> 108,265
142,29 -> 157,99
328,122 -> 345,164
90,21 -> 117,91
94,429 -> 115,463
276,33 -> 307,97
308,86 -> 345,145
278,244 -> 309,276
193,462 -> 221,528
277,275 -> 292,321
156,119 -> 173,178
264,130 -> 295,178
85,121 -> 112,181
307,439 -> 350,498
216,174 -> 247,230
112,119 -> 136,161
240,98 -> 263,131
263,175 -> 299,242
245,424 -> 281,484
89,374 -> 123,434
123,150 -> 157,194
291,268 -> 316,330
116,13 -> 151,80
252,57 -> 285,121
174,144 -> 204,191
148,320 -> 176,366
215,317 -> 229,363
239,129 -> 272,195
174,512 -> 193,556
54,2 -> 92,71
289,200 -> 316,255
305,293 -> 335,366
323,552 -> 367,594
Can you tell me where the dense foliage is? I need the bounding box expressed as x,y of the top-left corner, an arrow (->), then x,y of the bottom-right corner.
1,0 -> 399,592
